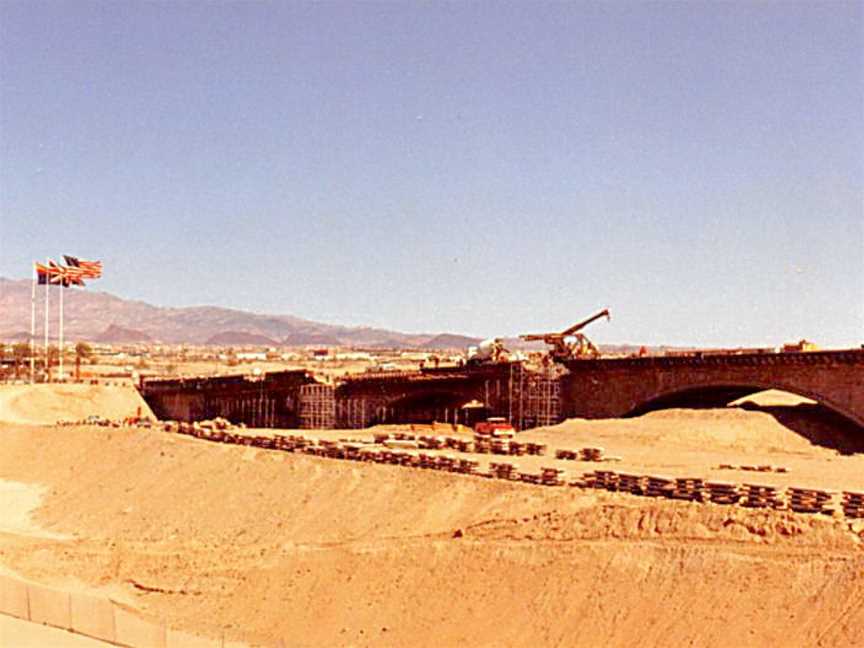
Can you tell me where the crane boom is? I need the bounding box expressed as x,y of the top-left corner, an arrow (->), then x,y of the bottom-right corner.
561,309 -> 610,336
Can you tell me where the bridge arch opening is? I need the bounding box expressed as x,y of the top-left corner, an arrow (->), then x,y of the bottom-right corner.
625,384 -> 864,453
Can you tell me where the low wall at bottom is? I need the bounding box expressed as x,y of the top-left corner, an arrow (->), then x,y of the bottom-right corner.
0,573 -> 235,647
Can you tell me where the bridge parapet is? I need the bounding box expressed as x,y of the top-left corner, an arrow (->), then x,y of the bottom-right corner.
565,349 -> 864,372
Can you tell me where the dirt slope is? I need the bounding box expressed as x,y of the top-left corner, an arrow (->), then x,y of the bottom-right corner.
0,384 -> 153,425
0,423 -> 862,647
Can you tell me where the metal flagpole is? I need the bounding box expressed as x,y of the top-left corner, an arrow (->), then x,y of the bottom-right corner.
58,275 -> 64,381
44,257 -> 50,382
30,263 -> 36,384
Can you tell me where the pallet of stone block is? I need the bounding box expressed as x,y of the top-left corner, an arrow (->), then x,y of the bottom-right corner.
448,439 -> 473,453
525,443 -> 547,456
491,440 -> 510,455
841,491 -> 864,518
568,476 -> 591,488
490,462 -> 519,480
787,487 -> 835,514
392,451 -> 414,466
540,467 -> 566,487
252,436 -> 276,449
519,472 -> 542,484
341,444 -> 363,461
474,436 -> 492,454
705,481 -> 742,505
579,447 -> 605,462
444,455 -> 462,472
616,473 -> 647,495
508,441 -> 526,456
457,459 -> 479,475
740,484 -> 783,508
419,435 -> 446,450
434,455 -> 454,472
373,432 -> 392,443
358,447 -> 381,462
583,470 -> 618,490
555,449 -> 578,460
392,450 -> 413,466
718,463 -> 788,474
668,477 -> 705,501
643,475 -> 674,497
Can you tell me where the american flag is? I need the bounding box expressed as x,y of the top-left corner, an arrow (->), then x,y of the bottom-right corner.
63,255 -> 102,279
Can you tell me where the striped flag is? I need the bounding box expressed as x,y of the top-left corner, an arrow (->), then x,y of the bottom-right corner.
34,261 -> 51,285
48,260 -> 85,287
63,256 -> 102,279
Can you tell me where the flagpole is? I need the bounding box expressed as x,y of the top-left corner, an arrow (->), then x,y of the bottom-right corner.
30,263 -> 36,384
59,277 -> 64,381
44,257 -> 50,382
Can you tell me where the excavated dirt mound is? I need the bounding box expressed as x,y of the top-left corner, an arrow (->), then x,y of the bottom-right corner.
0,384 -> 153,425
0,424 -> 862,647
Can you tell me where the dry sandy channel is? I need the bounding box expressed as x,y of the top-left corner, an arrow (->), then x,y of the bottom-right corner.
0,387 -> 863,647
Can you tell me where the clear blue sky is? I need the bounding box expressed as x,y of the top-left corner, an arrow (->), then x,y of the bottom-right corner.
1,1 -> 861,347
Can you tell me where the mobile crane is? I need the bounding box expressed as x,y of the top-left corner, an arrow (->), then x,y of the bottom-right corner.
520,309 -> 611,362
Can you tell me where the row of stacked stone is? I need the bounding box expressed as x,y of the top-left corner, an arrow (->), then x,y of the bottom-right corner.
580,469 -> 858,516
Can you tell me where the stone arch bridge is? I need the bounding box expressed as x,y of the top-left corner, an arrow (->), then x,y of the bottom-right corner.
561,348 -> 864,427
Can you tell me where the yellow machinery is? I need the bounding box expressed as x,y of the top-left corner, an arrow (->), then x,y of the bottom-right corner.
520,309 -> 610,362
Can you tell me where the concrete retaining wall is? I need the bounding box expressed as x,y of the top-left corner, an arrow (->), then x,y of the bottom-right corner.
0,573 -> 232,647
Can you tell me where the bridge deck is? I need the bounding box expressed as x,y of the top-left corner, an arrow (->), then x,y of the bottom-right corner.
566,348 -> 864,371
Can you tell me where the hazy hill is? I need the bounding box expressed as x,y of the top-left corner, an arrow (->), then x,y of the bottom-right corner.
205,331 -> 279,346
420,333 -> 483,349
0,277 -> 468,348
94,324 -> 153,344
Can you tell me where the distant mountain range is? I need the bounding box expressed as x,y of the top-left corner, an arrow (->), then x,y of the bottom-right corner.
0,277 -> 481,349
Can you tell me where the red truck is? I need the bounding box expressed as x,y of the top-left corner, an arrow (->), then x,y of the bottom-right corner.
474,417 -> 515,438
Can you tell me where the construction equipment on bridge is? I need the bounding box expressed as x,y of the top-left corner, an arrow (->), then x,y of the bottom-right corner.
520,308 -> 611,362
466,338 -> 509,366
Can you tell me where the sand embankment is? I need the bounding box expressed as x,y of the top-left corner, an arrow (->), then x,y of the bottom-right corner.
0,421 -> 862,647
0,384 -> 153,425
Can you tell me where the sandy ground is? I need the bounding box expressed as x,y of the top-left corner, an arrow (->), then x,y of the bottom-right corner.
0,384 -> 153,425
0,391 -> 863,646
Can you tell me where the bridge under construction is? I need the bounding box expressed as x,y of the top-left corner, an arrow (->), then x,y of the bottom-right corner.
139,348 -> 864,431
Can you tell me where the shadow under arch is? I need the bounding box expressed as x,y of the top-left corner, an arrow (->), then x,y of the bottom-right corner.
625,382 -> 864,454
373,390 -> 472,425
